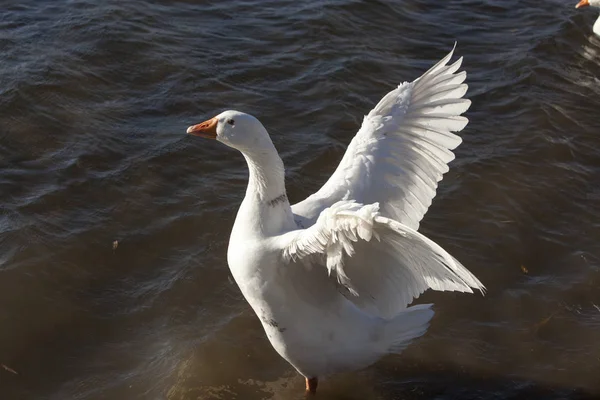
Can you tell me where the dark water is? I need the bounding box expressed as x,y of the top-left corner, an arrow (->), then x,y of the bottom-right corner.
2,0 -> 600,399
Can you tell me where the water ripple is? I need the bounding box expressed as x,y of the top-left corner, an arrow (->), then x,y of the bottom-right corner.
1,0 -> 600,399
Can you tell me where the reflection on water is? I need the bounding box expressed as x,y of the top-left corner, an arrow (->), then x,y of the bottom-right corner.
579,35 -> 600,62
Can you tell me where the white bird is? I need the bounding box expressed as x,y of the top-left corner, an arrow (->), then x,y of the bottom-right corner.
187,45 -> 485,395
576,0 -> 600,36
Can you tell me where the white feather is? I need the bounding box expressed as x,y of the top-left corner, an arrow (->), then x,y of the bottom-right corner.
281,200 -> 484,318
293,44 -> 472,231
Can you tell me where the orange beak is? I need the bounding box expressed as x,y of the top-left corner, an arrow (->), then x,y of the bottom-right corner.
576,0 -> 590,8
186,117 -> 218,139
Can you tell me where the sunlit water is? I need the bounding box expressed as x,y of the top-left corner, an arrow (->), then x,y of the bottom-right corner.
1,1 -> 600,399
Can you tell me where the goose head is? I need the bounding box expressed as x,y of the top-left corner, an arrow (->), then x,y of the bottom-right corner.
576,0 -> 600,8
187,110 -> 273,154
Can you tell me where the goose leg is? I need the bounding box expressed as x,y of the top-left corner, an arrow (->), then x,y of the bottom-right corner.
305,377 -> 318,395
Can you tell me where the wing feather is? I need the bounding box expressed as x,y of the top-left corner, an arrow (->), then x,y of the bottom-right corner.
292,44 -> 471,230
285,46 -> 483,317
279,201 -> 485,318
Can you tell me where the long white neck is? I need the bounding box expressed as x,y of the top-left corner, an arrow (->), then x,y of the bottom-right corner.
230,141 -> 295,242
243,143 -> 287,203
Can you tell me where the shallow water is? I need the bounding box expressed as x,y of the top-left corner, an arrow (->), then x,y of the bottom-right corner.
1,0 -> 600,399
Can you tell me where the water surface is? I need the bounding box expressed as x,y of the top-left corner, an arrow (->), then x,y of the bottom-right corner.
1,0 -> 600,399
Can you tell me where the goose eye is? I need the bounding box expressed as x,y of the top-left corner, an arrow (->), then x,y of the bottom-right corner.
227,119 -> 235,126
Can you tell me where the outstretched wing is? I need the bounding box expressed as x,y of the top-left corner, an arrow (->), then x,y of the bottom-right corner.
292,45 -> 469,231
277,201 -> 484,319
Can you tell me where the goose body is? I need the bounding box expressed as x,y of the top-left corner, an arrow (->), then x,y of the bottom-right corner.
187,45 -> 485,394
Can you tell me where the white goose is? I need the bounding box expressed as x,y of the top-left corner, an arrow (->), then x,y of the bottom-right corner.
576,0 -> 600,36
187,46 -> 485,395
